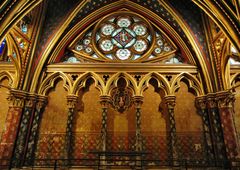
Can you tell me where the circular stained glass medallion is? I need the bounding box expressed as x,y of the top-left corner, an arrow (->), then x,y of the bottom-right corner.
75,45 -> 83,51
117,18 -> 131,27
157,39 -> 163,46
116,49 -> 131,60
134,40 -> 147,52
164,46 -> 171,52
154,47 -> 161,54
101,24 -> 115,36
133,24 -> 147,36
100,39 -> 113,51
83,39 -> 91,45
85,47 -> 93,53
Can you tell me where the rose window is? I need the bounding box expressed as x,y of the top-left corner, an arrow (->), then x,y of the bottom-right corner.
71,12 -> 176,63
93,13 -> 155,61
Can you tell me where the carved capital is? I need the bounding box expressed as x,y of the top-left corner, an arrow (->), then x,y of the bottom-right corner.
206,93 -> 217,109
216,91 -> 235,108
35,95 -> 47,112
67,95 -> 78,109
195,96 -> 207,110
8,89 -> 27,108
100,95 -> 111,108
133,96 -> 143,109
164,95 -> 176,109
25,93 -> 37,108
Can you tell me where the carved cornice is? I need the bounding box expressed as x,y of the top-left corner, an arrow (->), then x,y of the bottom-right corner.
47,63 -> 197,73
66,95 -> 78,109
216,91 -> 235,108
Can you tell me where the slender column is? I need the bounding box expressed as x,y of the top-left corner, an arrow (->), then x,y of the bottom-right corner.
0,89 -> 26,166
25,95 -> 47,166
133,96 -> 143,152
195,96 -> 215,162
11,94 -> 37,168
66,95 -> 78,160
99,96 -> 111,170
206,93 -> 228,166
99,95 -> 111,151
164,95 -> 178,165
216,91 -> 240,159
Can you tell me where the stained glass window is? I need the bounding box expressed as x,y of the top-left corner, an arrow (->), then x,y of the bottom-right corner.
70,12 -> 176,63
230,58 -> 240,65
0,39 -> 6,56
94,15 -> 152,60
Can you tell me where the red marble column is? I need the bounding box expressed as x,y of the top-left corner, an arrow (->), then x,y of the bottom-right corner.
0,89 -> 26,165
216,91 -> 240,159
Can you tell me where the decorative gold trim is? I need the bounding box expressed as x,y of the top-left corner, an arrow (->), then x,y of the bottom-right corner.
46,63 -> 197,73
